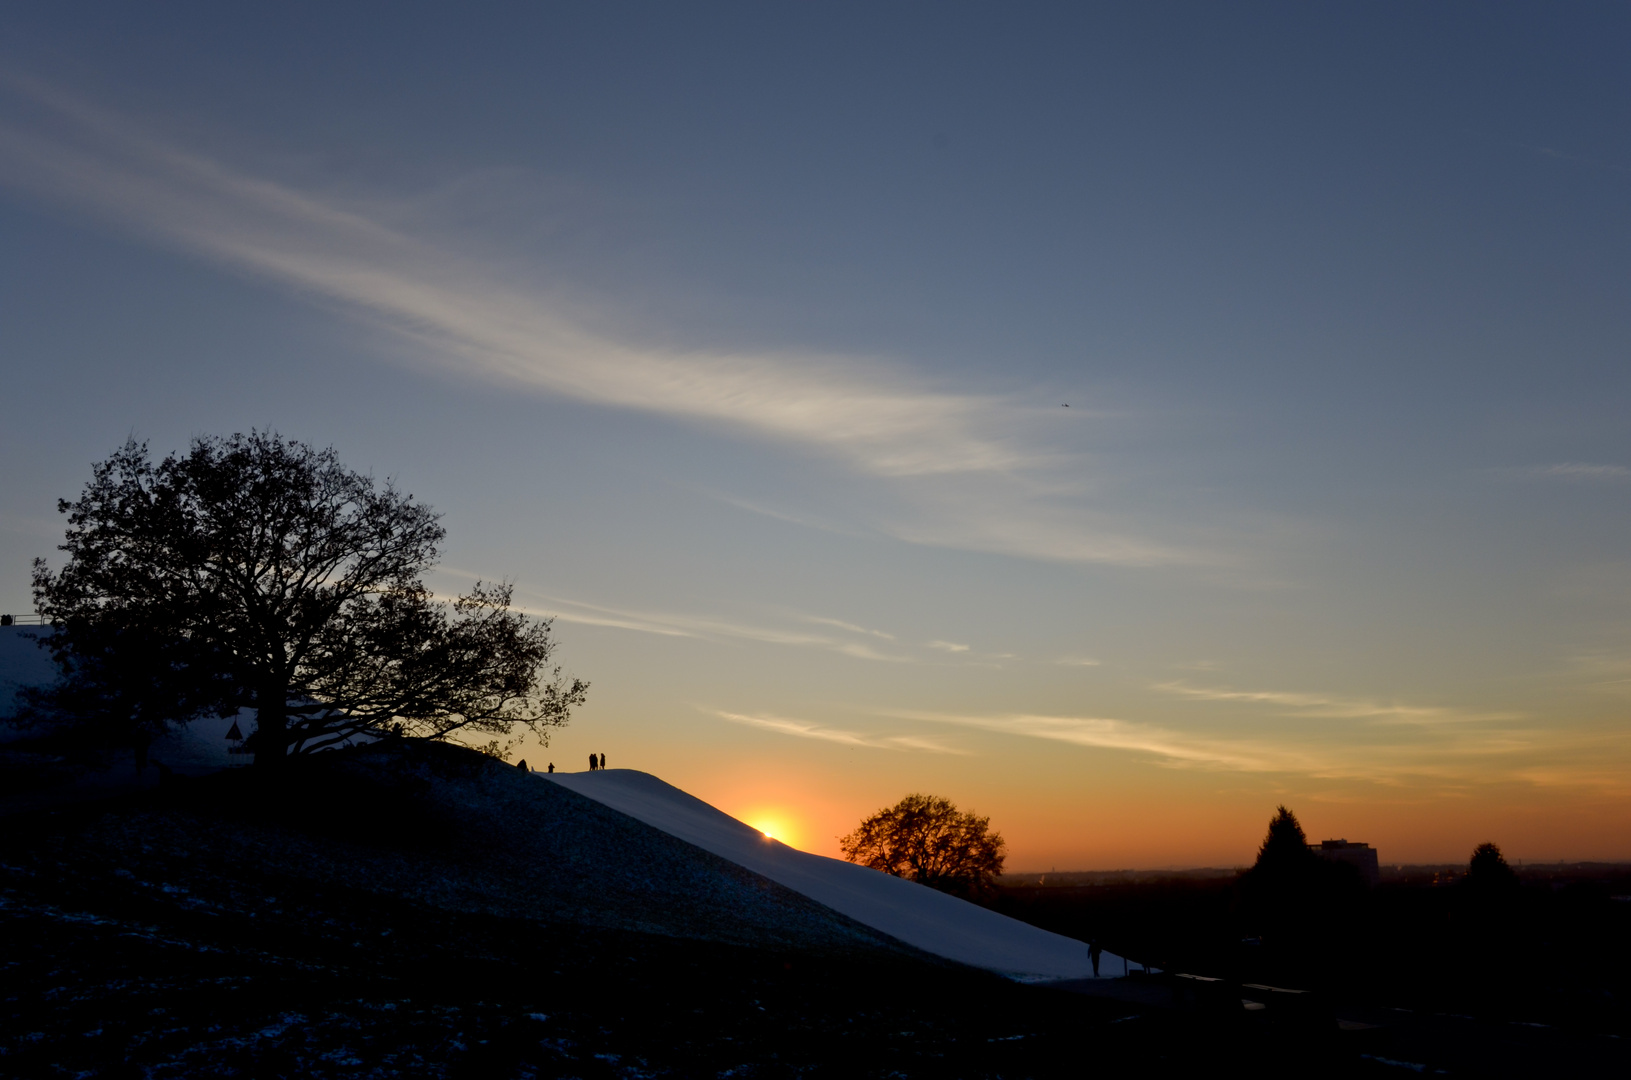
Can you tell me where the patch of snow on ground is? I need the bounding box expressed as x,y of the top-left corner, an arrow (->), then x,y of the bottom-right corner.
0,627 -> 59,723
542,769 -> 1123,982
1,627 -> 371,772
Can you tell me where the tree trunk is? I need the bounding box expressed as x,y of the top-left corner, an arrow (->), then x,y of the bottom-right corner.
251,692 -> 288,769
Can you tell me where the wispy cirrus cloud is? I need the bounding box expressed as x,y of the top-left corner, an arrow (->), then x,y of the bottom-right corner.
888,709 -> 1305,771
1564,651 -> 1631,696
1514,142 -> 1631,176
886,706 -> 1590,786
0,72 -> 1200,568
0,77 -> 1011,478
801,616 -> 896,641
505,592 -> 914,663
437,570 -> 1013,666
716,711 -> 968,754
1151,682 -> 1520,725
1514,463 -> 1631,483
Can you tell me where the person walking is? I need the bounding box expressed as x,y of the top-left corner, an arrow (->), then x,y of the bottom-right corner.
599,753 -> 606,770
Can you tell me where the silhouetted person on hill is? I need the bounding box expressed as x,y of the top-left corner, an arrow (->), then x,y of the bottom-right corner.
588,753 -> 597,771
599,753 -> 606,769
547,762 -> 554,773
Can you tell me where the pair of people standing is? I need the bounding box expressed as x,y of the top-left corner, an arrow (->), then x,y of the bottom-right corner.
588,752 -> 606,770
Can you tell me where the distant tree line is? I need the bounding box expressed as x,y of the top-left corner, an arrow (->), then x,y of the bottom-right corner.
989,803 -> 1552,1020
1232,805 -> 1529,988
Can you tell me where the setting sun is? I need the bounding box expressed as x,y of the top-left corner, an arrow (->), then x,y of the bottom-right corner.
742,812 -> 801,850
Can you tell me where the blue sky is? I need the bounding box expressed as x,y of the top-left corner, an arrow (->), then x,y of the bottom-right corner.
3,3 -> 1630,865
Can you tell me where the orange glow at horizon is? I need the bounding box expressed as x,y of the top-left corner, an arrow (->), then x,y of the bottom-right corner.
584,741 -> 1631,871
740,809 -> 804,851
529,706 -> 1631,871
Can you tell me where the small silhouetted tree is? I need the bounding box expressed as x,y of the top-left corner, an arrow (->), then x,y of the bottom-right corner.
839,793 -> 1006,898
1255,805 -> 1317,877
1456,842 -> 1521,980
24,433 -> 587,767
1462,840 -> 1520,920
1466,842 -> 1519,892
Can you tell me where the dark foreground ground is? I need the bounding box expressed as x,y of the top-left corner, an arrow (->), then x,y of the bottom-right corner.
2,744 -> 1621,1077
3,839 -> 1102,1079
997,866 -> 1631,1077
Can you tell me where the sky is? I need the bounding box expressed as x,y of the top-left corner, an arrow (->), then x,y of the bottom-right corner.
2,3 -> 1630,868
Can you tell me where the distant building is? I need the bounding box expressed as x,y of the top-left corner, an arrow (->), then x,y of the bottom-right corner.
1317,839 -> 1379,887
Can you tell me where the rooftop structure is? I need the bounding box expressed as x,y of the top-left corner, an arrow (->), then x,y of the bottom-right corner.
1318,839 -> 1380,887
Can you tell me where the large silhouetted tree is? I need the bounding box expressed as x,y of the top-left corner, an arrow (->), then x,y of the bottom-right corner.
839,794 -> 1006,898
25,433 -> 586,767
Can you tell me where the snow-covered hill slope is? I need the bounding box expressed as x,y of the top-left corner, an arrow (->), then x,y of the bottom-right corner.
0,625 -> 242,771
544,769 -> 1121,981
0,626 -> 58,721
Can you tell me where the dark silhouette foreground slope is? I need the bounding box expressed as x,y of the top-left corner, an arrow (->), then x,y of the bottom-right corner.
21,740 -> 909,953
0,741 -> 1182,1078
5,743 -> 1480,1076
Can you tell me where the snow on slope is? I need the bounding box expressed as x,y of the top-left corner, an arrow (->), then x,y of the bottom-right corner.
0,626 -> 59,722
0,625 -> 242,769
543,769 -> 1123,981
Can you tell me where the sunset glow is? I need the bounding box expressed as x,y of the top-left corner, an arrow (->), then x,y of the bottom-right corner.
741,811 -> 802,851
4,7 -> 1631,872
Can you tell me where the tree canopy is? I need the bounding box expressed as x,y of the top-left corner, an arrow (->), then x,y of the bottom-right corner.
26,432 -> 587,766
839,793 -> 1006,898
1254,805 -> 1317,876
1239,805 -> 1365,966
1466,841 -> 1519,893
